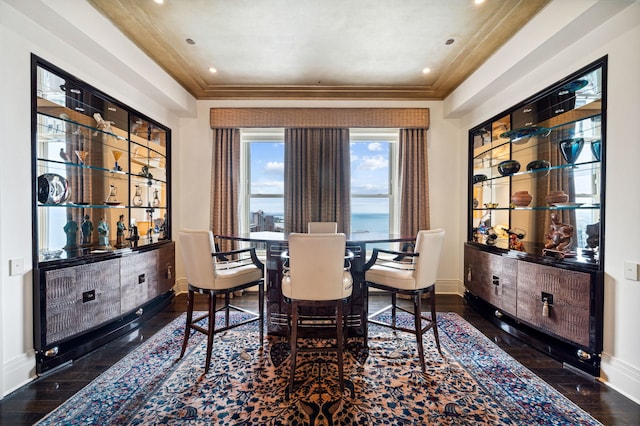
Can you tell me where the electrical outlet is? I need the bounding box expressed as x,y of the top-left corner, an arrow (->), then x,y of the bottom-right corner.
9,258 -> 24,276
624,261 -> 639,281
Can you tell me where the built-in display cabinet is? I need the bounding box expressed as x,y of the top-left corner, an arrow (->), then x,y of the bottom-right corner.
465,57 -> 606,375
31,56 -> 174,373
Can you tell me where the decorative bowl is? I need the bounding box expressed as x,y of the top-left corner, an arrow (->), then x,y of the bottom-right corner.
473,174 -> 488,184
511,191 -> 533,207
484,202 -> 499,209
526,159 -> 551,171
497,160 -> 520,176
545,190 -> 569,205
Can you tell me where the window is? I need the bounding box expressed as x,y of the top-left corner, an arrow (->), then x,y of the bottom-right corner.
350,129 -> 398,234
241,129 -> 285,232
240,128 -> 399,234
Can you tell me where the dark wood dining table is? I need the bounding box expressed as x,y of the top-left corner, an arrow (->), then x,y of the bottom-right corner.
215,231 -> 415,338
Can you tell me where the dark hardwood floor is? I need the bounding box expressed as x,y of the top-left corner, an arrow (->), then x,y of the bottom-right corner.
1,293 -> 638,425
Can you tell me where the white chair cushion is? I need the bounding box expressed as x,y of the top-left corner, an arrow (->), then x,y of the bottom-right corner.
215,262 -> 263,289
365,264 -> 416,291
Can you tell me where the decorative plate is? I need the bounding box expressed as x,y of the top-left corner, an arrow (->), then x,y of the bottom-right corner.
499,126 -> 550,143
104,202 -> 121,206
553,202 -> 584,207
557,79 -> 588,95
37,173 -> 70,204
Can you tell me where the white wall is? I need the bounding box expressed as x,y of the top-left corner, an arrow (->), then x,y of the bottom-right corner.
175,100 -> 462,294
445,0 -> 640,403
0,0 -> 195,397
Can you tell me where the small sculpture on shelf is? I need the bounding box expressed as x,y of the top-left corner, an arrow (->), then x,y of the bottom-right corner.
503,227 -> 526,251
116,214 -> 127,248
583,222 -> 600,259
544,213 -> 574,254
127,219 -> 140,248
81,214 -> 93,245
63,215 -> 78,249
97,216 -> 110,247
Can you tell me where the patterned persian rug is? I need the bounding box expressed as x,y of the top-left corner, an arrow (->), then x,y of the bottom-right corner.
36,312 -> 601,425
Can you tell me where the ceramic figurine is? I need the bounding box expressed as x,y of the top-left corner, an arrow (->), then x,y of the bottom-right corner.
97,216 -> 110,247
81,215 -> 93,244
116,214 -> 127,247
63,215 -> 78,248
544,213 -> 574,252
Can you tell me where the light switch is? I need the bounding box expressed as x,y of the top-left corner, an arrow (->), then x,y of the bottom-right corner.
624,261 -> 639,281
10,258 -> 24,276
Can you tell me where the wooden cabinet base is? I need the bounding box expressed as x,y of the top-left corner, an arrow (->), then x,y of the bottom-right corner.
36,291 -> 173,374
465,292 -> 600,376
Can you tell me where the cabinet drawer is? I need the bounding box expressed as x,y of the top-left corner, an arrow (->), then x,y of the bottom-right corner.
464,246 -> 516,316
517,262 -> 592,347
120,250 -> 157,313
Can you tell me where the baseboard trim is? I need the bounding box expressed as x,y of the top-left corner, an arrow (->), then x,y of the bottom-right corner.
2,350 -> 36,398
600,352 -> 640,404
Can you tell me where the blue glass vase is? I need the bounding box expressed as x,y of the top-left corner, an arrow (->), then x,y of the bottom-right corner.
559,137 -> 584,164
590,139 -> 601,161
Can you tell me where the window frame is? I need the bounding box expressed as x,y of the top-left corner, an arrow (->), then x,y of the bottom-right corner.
239,128 -> 399,234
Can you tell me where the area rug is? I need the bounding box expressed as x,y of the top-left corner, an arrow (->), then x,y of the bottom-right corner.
36,312 -> 601,425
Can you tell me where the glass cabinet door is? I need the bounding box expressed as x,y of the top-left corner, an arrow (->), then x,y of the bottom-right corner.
34,62 -> 170,262
469,60 -> 603,266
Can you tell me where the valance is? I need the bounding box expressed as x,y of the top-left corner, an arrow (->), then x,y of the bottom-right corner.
210,108 -> 429,129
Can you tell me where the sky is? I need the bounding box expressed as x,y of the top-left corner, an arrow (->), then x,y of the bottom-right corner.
249,140 -> 391,214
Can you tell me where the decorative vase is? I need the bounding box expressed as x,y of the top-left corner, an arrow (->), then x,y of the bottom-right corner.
152,189 -> 160,208
545,190 -> 569,205
497,159 -> 520,176
511,190 -> 533,207
132,185 -> 144,206
590,139 -> 601,161
559,137 -> 584,164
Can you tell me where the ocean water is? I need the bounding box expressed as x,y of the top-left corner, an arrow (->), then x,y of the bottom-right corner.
262,213 -> 389,233
350,213 -> 389,233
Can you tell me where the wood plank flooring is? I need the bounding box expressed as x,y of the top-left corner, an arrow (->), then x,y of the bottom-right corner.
1,293 -> 638,425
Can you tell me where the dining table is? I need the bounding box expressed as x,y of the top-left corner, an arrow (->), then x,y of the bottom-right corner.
215,231 -> 415,339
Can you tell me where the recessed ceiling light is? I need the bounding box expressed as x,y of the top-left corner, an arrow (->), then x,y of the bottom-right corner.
185,38 -> 195,45
154,0 -> 164,4
445,38 -> 455,45
422,68 -> 431,74
474,0 -> 485,4
209,67 -> 217,73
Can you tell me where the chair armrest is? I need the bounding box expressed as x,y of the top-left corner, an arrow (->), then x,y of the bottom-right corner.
364,248 -> 418,270
212,247 -> 264,270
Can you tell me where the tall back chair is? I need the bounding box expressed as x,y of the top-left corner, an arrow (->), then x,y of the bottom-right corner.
307,221 -> 338,233
178,229 -> 264,379
364,228 -> 445,372
282,232 -> 353,396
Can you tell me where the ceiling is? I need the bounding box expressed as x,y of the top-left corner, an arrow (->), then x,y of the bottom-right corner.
86,0 -> 550,101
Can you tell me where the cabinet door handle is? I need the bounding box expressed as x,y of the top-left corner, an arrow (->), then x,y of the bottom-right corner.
466,266 -> 472,282
492,275 -> 499,286
166,264 -> 172,280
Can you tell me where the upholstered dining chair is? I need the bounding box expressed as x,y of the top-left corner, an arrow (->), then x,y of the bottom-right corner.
307,221 -> 338,233
364,228 -> 445,373
178,229 -> 265,379
282,233 -> 353,396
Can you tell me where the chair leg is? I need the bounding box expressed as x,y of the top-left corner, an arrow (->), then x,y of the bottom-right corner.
179,288 -> 195,359
203,291 -> 217,376
430,286 -> 442,355
391,292 -> 397,328
258,282 -> 264,347
289,302 -> 299,395
336,301 -> 345,394
414,293 -> 426,373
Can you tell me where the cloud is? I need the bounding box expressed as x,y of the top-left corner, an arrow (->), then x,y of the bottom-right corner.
359,155 -> 388,171
264,161 -> 284,173
368,142 -> 383,151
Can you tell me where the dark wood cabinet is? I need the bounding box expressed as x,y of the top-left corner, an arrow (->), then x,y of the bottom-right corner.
465,57 -> 606,376
31,56 -> 174,374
